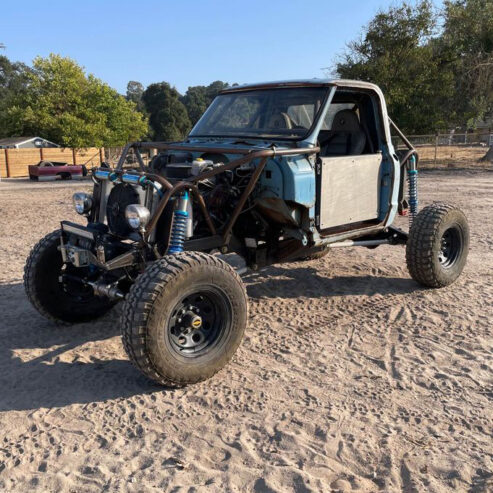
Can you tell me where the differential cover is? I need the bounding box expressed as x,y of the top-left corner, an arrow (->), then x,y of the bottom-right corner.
106,183 -> 140,236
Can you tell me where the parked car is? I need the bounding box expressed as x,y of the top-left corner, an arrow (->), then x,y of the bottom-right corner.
24,79 -> 469,387
28,161 -> 87,180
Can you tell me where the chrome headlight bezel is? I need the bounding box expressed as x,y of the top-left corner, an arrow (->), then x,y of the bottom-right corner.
125,204 -> 150,231
72,192 -> 93,215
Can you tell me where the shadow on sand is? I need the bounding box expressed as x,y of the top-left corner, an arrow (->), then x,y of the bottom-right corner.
0,283 -> 161,412
0,269 -> 420,411
244,265 -> 421,299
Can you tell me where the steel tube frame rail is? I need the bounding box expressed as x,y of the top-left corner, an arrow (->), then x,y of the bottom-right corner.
108,142 -> 319,245
389,118 -> 419,166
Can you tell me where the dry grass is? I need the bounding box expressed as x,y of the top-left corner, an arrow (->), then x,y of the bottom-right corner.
416,145 -> 491,168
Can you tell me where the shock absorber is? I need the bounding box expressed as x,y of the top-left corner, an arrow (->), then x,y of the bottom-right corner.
168,191 -> 190,254
407,154 -> 418,226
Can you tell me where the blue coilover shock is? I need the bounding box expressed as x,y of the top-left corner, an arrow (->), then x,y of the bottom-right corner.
407,154 -> 418,225
168,191 -> 189,254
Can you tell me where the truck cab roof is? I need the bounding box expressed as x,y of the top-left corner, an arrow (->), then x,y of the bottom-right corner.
220,79 -> 383,94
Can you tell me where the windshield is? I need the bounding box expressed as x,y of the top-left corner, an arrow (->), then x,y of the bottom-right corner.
190,87 -> 329,140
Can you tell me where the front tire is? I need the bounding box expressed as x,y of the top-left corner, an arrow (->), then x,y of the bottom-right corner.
406,203 -> 469,287
24,230 -> 115,323
120,252 -> 248,386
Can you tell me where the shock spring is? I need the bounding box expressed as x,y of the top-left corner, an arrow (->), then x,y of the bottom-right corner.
168,191 -> 189,254
407,155 -> 418,226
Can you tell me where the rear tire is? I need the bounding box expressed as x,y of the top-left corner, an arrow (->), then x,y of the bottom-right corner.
120,252 -> 248,386
406,203 -> 469,288
24,230 -> 115,323
298,248 -> 330,261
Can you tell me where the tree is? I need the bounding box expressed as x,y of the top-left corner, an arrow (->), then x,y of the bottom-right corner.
440,0 -> 493,160
0,56 -> 31,137
142,82 -> 191,141
335,0 -> 493,145
441,0 -> 493,123
181,81 -> 229,125
126,81 -> 146,113
3,54 -> 147,147
481,145 -> 493,162
335,1 -> 455,133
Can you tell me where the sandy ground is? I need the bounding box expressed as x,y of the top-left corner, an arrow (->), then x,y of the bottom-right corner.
0,170 -> 491,492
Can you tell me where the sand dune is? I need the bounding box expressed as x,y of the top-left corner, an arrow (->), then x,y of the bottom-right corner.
0,170 -> 491,492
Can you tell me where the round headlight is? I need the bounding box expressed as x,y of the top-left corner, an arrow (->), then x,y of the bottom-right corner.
73,193 -> 93,215
125,204 -> 150,231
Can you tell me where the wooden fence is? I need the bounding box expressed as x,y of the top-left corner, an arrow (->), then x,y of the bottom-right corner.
0,147 -> 104,178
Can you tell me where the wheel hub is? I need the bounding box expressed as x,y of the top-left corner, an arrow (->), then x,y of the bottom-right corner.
182,310 -> 203,330
168,290 -> 229,357
437,226 -> 462,268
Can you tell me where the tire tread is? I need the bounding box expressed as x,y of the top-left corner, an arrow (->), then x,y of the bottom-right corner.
406,202 -> 468,288
120,252 -> 247,387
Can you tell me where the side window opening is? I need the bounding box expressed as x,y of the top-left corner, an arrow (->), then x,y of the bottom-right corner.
318,91 -> 379,157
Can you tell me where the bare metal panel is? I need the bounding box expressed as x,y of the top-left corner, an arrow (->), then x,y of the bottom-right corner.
319,154 -> 382,229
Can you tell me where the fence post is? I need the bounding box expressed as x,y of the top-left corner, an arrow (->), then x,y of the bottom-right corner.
434,132 -> 438,166
5,149 -> 11,178
39,147 -> 44,161
72,148 -> 77,165
99,148 -> 104,165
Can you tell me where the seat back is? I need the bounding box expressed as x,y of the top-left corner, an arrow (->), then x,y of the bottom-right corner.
321,110 -> 366,156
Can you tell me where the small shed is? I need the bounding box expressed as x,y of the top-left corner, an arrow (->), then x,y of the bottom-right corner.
0,137 -> 60,149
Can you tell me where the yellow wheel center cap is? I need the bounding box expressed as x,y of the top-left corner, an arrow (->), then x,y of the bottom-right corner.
191,316 -> 202,329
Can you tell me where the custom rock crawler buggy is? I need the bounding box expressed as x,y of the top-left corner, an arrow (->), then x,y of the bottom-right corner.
25,80 -> 469,386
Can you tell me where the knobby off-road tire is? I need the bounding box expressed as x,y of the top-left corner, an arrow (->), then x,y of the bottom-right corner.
298,248 -> 330,261
121,252 -> 248,387
406,202 -> 469,288
24,230 -> 114,323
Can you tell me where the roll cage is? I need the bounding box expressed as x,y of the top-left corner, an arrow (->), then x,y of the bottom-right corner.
97,80 -> 417,261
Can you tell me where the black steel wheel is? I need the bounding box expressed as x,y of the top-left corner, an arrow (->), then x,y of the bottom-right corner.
406,203 -> 469,288
438,226 -> 464,268
120,252 -> 248,386
24,230 -> 115,323
168,289 -> 232,357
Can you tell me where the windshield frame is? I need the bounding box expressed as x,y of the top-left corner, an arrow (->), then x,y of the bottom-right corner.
189,86 -> 332,142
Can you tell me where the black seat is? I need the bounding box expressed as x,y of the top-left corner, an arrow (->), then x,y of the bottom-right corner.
321,110 -> 366,156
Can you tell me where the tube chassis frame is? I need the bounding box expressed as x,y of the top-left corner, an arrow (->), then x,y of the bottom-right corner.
97,123 -> 416,261
104,142 -> 320,256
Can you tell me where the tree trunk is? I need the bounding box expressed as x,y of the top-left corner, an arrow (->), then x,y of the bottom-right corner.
480,145 -> 493,162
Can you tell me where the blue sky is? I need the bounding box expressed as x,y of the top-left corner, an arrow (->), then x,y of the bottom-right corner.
2,0 -> 439,95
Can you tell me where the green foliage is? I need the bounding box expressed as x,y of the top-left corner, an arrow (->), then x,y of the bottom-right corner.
126,81 -> 146,113
336,1 -> 455,133
2,54 -> 147,147
440,0 -> 493,126
142,82 -> 191,141
336,0 -> 493,133
180,81 -> 229,125
0,56 -> 31,136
